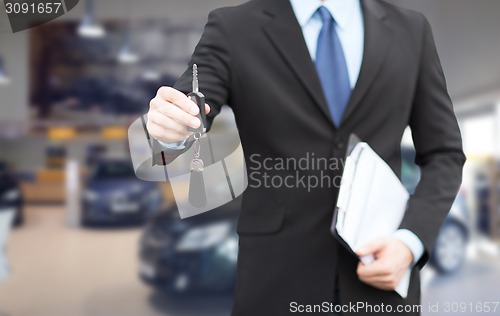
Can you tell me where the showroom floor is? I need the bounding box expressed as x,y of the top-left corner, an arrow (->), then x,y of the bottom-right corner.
0,206 -> 233,316
0,206 -> 499,316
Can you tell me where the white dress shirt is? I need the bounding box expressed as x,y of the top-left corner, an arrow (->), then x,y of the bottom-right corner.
161,0 -> 425,266
289,0 -> 364,89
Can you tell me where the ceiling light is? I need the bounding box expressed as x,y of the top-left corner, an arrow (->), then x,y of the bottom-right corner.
78,0 -> 105,38
118,44 -> 139,64
118,30 -> 139,64
142,69 -> 160,81
142,59 -> 160,80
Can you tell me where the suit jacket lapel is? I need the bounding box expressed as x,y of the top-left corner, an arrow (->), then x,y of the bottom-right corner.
262,0 -> 334,126
340,0 -> 394,126
261,0 -> 394,129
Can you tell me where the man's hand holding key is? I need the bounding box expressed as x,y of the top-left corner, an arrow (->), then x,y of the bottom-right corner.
147,86 -> 211,143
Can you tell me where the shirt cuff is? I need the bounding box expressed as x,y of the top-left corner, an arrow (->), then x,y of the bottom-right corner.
158,139 -> 187,150
393,229 -> 425,266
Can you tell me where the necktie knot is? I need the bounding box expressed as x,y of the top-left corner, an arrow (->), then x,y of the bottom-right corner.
317,6 -> 333,24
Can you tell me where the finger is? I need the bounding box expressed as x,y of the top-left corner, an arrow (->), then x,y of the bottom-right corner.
358,271 -> 395,283
357,261 -> 392,278
152,99 -> 201,129
147,121 -> 190,143
357,270 -> 398,290
355,238 -> 387,257
149,110 -> 188,134
147,119 -> 189,140
358,265 -> 392,278
205,104 -> 211,114
157,87 -> 199,116
148,111 -> 191,136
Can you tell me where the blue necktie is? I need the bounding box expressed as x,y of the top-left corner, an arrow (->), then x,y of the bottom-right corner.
315,6 -> 352,127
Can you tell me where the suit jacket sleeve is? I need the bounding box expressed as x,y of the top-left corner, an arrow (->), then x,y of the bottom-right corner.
399,16 -> 466,268
150,9 -> 231,166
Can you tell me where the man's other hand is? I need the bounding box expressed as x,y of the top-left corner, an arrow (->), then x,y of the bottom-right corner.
355,237 -> 414,291
147,86 -> 211,143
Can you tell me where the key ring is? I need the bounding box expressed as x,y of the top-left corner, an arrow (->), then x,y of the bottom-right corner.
193,132 -> 202,159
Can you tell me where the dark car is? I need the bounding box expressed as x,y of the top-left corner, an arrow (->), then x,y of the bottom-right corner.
430,193 -> 469,273
139,148 -> 469,293
81,159 -> 162,226
139,199 -> 239,293
0,162 -> 23,227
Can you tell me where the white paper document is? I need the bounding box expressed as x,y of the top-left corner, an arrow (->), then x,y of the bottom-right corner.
333,142 -> 411,298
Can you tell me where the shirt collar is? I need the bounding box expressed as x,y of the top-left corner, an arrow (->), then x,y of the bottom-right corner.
289,0 -> 361,29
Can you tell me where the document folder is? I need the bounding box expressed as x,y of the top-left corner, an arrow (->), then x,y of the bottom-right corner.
331,136 -> 411,298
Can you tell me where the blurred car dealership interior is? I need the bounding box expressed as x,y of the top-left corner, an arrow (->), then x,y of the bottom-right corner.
1,0 -> 500,315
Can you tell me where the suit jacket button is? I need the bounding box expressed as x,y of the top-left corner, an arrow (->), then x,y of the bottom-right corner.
336,142 -> 345,149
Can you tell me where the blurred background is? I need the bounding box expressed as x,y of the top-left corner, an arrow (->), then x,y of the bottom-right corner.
0,0 -> 499,315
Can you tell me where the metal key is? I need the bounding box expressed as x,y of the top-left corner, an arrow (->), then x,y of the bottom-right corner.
192,64 -> 199,93
187,64 -> 207,133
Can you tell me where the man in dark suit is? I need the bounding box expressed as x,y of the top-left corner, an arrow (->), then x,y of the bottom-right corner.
145,0 -> 465,314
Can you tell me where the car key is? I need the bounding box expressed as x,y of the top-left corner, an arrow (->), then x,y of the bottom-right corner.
188,64 -> 207,208
187,64 -> 207,133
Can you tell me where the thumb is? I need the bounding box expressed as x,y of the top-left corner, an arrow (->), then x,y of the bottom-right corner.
355,239 -> 386,256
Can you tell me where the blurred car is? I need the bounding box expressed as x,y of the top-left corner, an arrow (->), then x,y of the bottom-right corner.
81,159 -> 162,226
0,162 -> 23,227
139,200 -> 239,294
430,192 -> 469,273
139,147 -> 468,294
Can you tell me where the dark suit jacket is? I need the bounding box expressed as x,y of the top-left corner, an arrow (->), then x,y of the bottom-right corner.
153,0 -> 466,314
